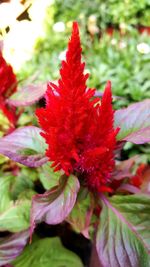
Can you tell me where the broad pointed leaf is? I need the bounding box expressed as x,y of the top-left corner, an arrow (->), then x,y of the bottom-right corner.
30,175 -> 80,235
96,194 -> 150,267
0,126 -> 48,167
7,84 -> 47,107
115,100 -> 150,144
0,200 -> 30,232
0,231 -> 29,266
13,237 -> 83,267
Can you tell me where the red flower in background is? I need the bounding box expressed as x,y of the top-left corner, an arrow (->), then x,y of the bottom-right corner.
0,51 -> 18,128
0,52 -> 17,98
131,163 -> 146,188
36,22 -> 119,192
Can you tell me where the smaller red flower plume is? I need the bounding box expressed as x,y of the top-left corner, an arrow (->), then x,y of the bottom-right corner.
36,22 -> 119,192
130,163 -> 146,188
0,52 -> 18,127
0,52 -> 17,98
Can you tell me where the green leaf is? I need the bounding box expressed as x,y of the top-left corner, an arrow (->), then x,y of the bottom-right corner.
19,148 -> 40,156
0,200 -> 30,232
13,237 -> 83,267
67,191 -> 94,238
0,176 -> 14,213
10,173 -> 34,200
96,194 -> 150,267
38,163 -> 61,190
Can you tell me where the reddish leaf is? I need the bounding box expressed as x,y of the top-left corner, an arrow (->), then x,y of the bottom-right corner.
112,156 -> 138,181
116,183 -> 141,194
7,84 -> 47,107
115,100 -> 150,144
30,175 -> 80,236
0,126 -> 47,167
0,230 -> 29,266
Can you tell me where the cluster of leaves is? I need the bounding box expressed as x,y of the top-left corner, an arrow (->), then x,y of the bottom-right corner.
0,128 -> 83,267
0,101 -> 150,267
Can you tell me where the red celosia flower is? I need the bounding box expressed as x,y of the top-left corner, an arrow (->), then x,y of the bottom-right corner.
0,51 -> 18,127
36,22 -> 119,192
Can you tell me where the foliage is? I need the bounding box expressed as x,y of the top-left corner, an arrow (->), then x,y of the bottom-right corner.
13,237 -> 83,267
54,0 -> 150,28
0,2 -> 150,267
17,16 -> 150,110
96,194 -> 150,267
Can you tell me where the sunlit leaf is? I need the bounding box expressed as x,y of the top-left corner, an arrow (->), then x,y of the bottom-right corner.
0,200 -> 30,232
38,163 -> 61,190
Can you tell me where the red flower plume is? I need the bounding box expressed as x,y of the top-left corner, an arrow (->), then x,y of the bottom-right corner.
36,22 -> 119,192
0,52 -> 18,128
0,52 -> 17,98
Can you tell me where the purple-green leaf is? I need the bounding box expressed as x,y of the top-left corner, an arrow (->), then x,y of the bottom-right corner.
112,156 -> 138,181
0,230 -> 29,266
114,100 -> 150,144
0,126 -> 48,167
96,194 -> 150,267
30,175 -> 80,236
7,84 -> 47,107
